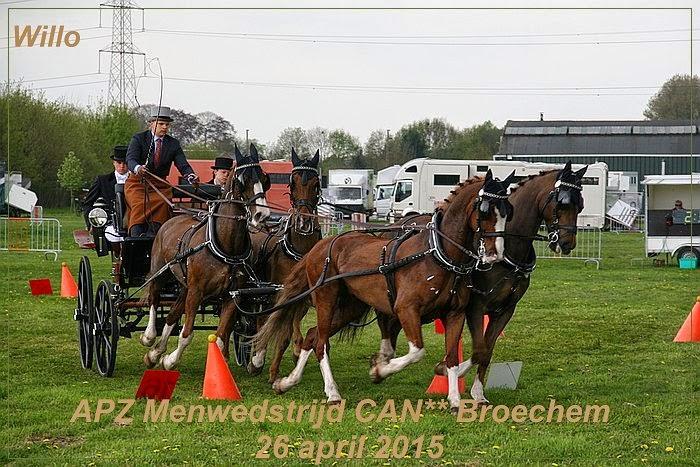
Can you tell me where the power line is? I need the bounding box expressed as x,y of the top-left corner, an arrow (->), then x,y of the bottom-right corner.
32,80 -> 109,90
20,72 -> 102,83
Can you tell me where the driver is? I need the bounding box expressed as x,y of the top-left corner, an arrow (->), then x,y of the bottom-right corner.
125,106 -> 198,237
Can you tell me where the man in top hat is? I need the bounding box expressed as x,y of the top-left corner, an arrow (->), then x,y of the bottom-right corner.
82,145 -> 129,230
125,106 -> 198,237
207,156 -> 233,187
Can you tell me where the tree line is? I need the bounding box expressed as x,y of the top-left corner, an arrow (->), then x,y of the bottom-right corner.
1,74 -> 697,207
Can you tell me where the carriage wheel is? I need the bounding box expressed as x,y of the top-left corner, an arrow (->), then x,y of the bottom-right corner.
232,313 -> 256,367
75,256 -> 94,369
94,281 -> 119,377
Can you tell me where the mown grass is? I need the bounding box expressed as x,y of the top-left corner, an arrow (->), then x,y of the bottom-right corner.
1,209 -> 699,465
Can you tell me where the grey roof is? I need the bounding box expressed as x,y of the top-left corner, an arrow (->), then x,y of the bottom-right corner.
498,120 -> 699,155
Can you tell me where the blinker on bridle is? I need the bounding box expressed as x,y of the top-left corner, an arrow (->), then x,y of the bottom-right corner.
288,165 -> 321,235
544,177 -> 583,245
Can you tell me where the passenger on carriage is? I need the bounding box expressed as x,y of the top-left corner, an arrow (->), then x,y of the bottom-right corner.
82,145 -> 129,243
207,156 -> 233,187
125,106 -> 198,237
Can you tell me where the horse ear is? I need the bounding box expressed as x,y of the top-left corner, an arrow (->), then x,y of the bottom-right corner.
291,147 -> 301,166
234,143 -> 243,163
503,170 -> 517,187
310,149 -> 320,168
574,165 -> 588,179
563,160 -> 572,172
484,169 -> 493,182
250,143 -> 259,161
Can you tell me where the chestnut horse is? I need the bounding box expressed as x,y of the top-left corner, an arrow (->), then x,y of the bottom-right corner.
140,144 -> 271,369
245,148 -> 322,376
255,171 -> 513,403
376,161 -> 588,410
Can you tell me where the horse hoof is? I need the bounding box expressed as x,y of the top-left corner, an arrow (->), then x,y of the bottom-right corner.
161,355 -> 177,371
268,372 -> 279,385
450,406 -> 460,416
434,361 -> 446,376
327,397 -> 342,405
474,398 -> 490,406
272,379 -> 286,395
247,362 -> 263,376
369,366 -> 385,384
143,352 -> 157,368
140,333 -> 156,348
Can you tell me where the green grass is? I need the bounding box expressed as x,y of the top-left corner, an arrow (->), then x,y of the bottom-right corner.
2,210 -> 699,465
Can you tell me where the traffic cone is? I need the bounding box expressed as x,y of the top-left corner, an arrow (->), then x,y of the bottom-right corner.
434,319 -> 445,334
60,262 -> 78,299
673,296 -> 700,343
483,315 -> 505,338
426,340 -> 465,394
202,334 -> 242,400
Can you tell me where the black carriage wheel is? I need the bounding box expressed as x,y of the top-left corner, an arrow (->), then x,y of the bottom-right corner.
75,256 -> 94,369
94,281 -> 119,377
232,313 -> 257,367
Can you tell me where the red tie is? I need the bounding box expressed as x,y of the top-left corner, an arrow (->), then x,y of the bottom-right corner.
154,138 -> 162,167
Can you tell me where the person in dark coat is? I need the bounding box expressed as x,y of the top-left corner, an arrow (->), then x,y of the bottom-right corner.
207,156 -> 233,186
125,106 -> 198,236
82,145 -> 129,229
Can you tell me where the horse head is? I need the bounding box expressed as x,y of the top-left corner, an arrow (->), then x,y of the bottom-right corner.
230,143 -> 271,226
470,169 -> 514,264
543,160 -> 587,254
289,148 -> 321,234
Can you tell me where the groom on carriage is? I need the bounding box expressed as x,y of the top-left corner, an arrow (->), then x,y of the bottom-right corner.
125,106 -> 199,237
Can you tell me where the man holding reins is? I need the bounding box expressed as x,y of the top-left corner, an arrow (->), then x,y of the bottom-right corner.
125,106 -> 198,237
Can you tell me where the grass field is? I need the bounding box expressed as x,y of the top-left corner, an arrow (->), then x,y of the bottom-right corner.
2,209 -> 699,465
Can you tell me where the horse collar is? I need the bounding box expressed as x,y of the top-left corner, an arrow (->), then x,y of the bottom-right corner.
428,211 -> 476,276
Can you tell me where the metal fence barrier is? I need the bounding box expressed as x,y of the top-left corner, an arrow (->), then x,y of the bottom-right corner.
0,216 -> 62,260
534,224 -> 601,269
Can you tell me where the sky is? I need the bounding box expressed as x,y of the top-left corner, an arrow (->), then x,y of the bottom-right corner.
2,1 -> 697,147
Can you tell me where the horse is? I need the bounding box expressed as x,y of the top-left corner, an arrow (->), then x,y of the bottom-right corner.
255,170 -> 514,404
140,143 -> 271,370
375,161 -> 589,410
244,148 -> 322,377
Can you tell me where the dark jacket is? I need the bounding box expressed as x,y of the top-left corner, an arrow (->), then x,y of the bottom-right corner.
126,130 -> 195,178
82,172 -> 117,228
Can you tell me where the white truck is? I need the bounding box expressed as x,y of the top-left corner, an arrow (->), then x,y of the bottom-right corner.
373,165 -> 401,220
0,171 -> 38,216
389,158 -> 608,228
327,169 -> 374,217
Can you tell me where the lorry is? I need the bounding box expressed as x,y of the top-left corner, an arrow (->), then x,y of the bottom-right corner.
373,165 -> 401,220
389,158 -> 608,228
0,171 -> 38,216
327,169 -> 374,217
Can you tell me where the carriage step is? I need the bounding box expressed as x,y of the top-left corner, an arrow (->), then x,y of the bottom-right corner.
230,286 -> 283,299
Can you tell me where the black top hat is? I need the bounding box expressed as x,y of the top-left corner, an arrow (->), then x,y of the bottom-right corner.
111,145 -> 128,161
211,156 -> 233,170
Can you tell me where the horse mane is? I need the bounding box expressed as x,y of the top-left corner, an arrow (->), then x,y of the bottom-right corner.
438,175 -> 484,210
508,169 -> 558,193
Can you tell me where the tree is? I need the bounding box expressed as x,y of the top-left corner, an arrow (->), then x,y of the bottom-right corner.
644,74 -> 700,120
57,151 -> 84,209
268,127 -> 310,160
196,111 -> 236,150
327,129 -> 361,160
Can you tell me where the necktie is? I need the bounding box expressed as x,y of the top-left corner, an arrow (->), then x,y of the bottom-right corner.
154,138 -> 162,167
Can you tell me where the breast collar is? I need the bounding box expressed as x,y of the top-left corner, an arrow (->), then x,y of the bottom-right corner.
427,211 -> 477,276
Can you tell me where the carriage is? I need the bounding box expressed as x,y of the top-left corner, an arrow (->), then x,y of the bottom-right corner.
73,182 -> 268,377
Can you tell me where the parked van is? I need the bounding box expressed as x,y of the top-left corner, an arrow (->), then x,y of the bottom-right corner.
373,165 -> 401,220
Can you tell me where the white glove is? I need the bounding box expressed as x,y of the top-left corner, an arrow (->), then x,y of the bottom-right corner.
186,173 -> 199,184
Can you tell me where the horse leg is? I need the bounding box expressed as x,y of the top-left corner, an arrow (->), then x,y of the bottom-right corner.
291,311 -> 305,362
161,289 -> 202,370
472,306 -> 516,405
267,303 -> 304,383
370,313 -> 398,371
370,303 -> 425,382
217,299 -> 237,360
140,280 -> 162,347
455,309 -> 485,380
272,325 -> 317,394
442,311 -> 466,412
144,289 -> 186,367
247,315 -> 269,376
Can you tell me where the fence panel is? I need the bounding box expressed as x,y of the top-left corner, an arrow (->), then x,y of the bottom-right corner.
0,216 -> 62,260
534,225 -> 601,269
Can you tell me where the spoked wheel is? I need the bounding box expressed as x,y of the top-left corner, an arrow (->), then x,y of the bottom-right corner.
74,256 -> 94,369
232,312 -> 257,367
94,281 -> 119,377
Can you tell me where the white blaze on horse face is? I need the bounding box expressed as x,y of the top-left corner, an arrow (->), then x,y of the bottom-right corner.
250,181 -> 270,226
493,206 -> 507,262
319,345 -> 341,403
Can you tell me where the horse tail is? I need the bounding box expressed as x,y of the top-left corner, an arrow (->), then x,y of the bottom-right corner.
254,257 -> 310,353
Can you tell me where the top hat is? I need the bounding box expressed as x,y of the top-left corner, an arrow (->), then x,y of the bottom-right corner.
211,156 -> 234,170
148,106 -> 174,122
111,145 -> 128,162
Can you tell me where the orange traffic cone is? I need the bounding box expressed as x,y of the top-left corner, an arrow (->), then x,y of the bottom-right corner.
426,340 -> 465,394
202,334 -> 242,400
673,297 -> 700,343
60,262 -> 78,298
483,315 -> 505,338
434,319 -> 445,334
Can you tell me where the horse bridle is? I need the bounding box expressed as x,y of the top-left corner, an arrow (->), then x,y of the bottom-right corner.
288,165 -> 320,236
234,161 -> 269,208
472,185 -> 512,261
540,179 -> 583,245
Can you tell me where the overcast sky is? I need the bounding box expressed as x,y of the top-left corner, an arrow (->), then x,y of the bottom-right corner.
2,1 -> 697,147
